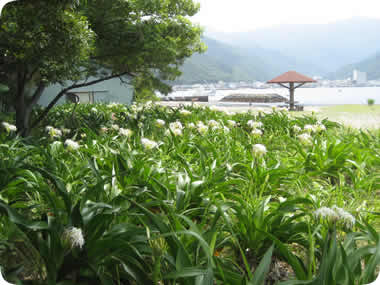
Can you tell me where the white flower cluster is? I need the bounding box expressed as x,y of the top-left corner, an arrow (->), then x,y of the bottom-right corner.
141,138 -> 159,150
304,123 -> 326,133
247,120 -> 263,129
155,119 -> 165,128
196,121 -> 208,135
227,120 -> 236,127
119,128 -> 133,137
292,125 -> 302,133
208,120 -> 221,130
51,141 -> 62,148
187,122 -> 196,129
111,124 -> 120,131
107,102 -> 122,108
251,128 -> 263,137
314,205 -> 355,228
65,139 -> 80,151
63,227 -> 85,249
1,122 -> 17,133
179,109 -> 191,116
168,121 -> 183,136
46,126 -> 62,138
297,133 -> 313,145
252,144 -> 267,157
247,120 -> 263,137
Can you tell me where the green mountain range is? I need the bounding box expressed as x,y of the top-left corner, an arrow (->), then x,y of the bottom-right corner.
176,37 -> 320,84
329,52 -> 380,80
175,18 -> 380,83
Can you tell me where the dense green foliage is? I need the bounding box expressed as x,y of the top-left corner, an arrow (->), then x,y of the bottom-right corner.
0,103 -> 379,284
0,0 -> 204,135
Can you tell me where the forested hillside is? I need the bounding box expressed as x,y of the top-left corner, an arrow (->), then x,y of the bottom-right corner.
176,37 -> 320,84
330,52 -> 380,80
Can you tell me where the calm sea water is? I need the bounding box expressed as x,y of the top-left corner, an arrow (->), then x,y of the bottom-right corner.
170,87 -> 380,105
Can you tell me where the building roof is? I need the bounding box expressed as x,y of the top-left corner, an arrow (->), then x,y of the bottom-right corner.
267,71 -> 317,84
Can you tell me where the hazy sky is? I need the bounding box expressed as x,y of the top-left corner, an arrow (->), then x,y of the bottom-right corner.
192,0 -> 380,32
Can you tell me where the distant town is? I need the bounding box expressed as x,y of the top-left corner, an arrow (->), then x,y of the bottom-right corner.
173,69 -> 380,91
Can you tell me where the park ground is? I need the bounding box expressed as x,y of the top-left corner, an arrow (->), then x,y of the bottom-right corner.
159,102 -> 380,129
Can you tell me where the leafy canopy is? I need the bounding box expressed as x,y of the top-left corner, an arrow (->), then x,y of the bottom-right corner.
0,0 -> 204,92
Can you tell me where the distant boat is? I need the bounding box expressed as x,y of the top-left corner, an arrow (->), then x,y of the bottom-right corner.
338,89 -> 343,93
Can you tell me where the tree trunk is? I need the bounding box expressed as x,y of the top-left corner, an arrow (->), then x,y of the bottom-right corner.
15,99 -> 33,137
14,80 -> 46,137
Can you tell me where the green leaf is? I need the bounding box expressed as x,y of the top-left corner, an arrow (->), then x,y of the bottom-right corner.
0,202 -> 48,230
248,244 -> 274,285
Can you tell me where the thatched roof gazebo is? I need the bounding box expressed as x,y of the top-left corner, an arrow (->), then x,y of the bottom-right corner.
267,71 -> 316,111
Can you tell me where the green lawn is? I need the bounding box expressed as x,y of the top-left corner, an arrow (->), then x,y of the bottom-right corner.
302,105 -> 380,129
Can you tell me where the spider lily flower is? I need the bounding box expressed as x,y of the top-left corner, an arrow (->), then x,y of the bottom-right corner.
46,127 -> 62,138
179,109 -> 191,116
187,122 -> 196,129
297,133 -> 312,145
223,126 -> 230,133
227,120 -> 236,127
247,120 -> 263,129
169,121 -> 183,130
314,206 -> 355,228
107,102 -> 119,108
155,119 -> 166,128
251,128 -> 263,137
111,124 -> 120,131
119,128 -> 133,137
51,141 -> 62,148
65,139 -> 80,151
63,227 -> 85,249
292,125 -> 302,133
172,128 -> 183,136
91,107 -> 97,113
314,207 -> 339,221
197,123 -> 208,135
208,120 -> 220,128
315,123 -> 326,132
332,206 -> 356,228
304,124 -> 316,133
252,144 -> 267,156
141,138 -> 159,150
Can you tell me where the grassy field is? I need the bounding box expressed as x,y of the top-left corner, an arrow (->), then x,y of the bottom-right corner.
160,102 -> 380,129
309,105 -> 380,129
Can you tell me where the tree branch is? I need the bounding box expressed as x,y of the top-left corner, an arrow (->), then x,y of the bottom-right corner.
30,71 -> 134,130
29,82 -> 46,106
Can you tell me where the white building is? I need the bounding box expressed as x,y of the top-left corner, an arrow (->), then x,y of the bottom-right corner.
353,69 -> 367,84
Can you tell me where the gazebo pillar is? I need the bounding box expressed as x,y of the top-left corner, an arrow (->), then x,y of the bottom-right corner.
289,82 -> 295,111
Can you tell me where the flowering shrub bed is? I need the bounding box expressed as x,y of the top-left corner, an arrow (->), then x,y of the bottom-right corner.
0,102 -> 379,284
